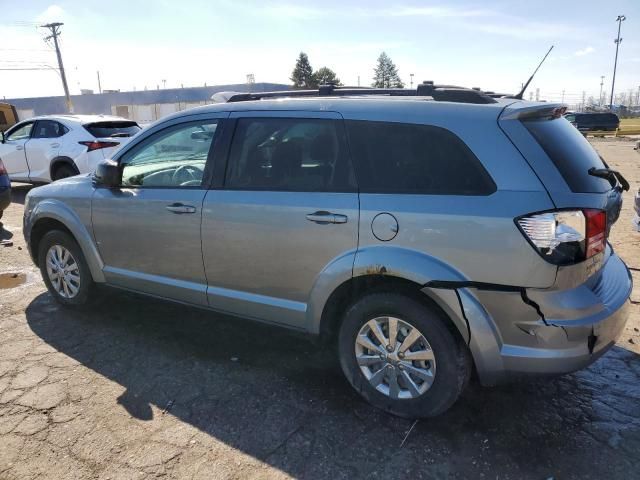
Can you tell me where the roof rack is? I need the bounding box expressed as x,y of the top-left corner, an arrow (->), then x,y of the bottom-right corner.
227,81 -> 497,105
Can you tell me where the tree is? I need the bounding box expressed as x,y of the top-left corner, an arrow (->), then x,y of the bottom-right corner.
372,52 -> 404,88
313,67 -> 342,87
291,52 -> 315,88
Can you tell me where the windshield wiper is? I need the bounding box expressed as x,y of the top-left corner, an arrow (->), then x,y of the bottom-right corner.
588,167 -> 630,192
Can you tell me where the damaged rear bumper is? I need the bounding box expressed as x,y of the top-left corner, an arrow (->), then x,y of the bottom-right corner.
449,252 -> 632,385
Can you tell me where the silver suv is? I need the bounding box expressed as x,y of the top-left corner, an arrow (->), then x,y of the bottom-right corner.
23,86 -> 632,417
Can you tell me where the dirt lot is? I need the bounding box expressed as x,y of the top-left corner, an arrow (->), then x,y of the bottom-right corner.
1,138 -> 639,480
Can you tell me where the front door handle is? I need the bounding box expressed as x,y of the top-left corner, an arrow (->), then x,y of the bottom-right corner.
50,143 -> 60,148
166,203 -> 196,214
306,211 -> 348,224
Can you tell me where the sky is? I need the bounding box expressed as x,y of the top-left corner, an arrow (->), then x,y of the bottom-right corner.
0,0 -> 639,104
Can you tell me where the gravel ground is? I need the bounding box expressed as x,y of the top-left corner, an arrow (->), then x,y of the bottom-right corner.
0,138 -> 639,479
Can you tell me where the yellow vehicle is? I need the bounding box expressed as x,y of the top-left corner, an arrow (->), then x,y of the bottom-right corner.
0,103 -> 19,132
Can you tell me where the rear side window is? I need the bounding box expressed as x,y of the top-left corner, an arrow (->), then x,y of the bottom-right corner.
225,118 -> 355,192
345,120 -> 496,195
32,120 -> 67,138
84,121 -> 140,138
522,117 -> 610,193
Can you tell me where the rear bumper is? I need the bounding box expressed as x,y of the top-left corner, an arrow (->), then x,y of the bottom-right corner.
466,253 -> 632,385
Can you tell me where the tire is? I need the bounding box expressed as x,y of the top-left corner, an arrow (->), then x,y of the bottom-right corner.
38,230 -> 94,306
338,292 -> 471,418
52,164 -> 77,181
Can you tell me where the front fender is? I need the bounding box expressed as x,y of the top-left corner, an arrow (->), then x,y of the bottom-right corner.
26,199 -> 105,282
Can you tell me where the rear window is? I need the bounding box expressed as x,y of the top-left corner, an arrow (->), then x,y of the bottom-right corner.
345,120 -> 496,195
522,117 -> 610,193
84,121 -> 140,138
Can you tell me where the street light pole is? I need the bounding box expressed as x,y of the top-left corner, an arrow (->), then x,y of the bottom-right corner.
599,75 -> 605,106
609,15 -> 626,109
410,73 -> 414,89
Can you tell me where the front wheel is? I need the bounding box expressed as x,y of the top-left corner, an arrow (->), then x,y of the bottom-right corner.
38,230 -> 95,306
338,292 -> 471,418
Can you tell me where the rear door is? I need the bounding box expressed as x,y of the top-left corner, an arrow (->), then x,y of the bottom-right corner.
201,111 -> 359,328
25,119 -> 65,181
0,121 -> 33,180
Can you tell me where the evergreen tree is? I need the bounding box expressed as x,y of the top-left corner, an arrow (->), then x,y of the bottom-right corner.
313,67 -> 342,87
290,52 -> 315,88
372,52 -> 404,88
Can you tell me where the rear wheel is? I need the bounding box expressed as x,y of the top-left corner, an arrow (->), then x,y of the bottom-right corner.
338,292 -> 471,418
52,164 -> 77,181
38,230 -> 94,306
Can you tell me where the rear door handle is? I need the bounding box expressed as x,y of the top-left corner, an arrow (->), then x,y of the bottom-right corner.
50,143 -> 60,148
306,211 -> 348,224
166,203 -> 196,214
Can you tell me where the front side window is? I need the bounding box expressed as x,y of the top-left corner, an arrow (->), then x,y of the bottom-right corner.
346,120 -> 496,195
6,122 -> 33,141
225,118 -> 355,192
120,120 -> 218,188
32,120 -> 67,139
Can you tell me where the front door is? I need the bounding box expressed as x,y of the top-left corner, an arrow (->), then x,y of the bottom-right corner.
27,120 -> 65,181
0,121 -> 33,180
202,112 -> 359,328
92,116 -> 225,305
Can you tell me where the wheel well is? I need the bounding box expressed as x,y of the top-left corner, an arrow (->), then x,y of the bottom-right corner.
319,275 -> 467,347
50,157 -> 79,179
29,218 -> 73,262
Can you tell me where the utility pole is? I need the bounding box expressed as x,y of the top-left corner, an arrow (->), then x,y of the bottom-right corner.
609,15 -> 626,109
97,71 -> 102,94
599,76 -> 605,106
410,73 -> 414,89
41,22 -> 72,112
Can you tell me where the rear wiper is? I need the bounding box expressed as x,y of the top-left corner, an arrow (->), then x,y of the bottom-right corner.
588,167 -> 630,192
109,133 -> 131,138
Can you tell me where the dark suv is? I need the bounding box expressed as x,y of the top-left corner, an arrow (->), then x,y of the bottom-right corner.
565,112 -> 620,132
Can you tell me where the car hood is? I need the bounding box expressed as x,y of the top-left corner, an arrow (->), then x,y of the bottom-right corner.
26,173 -> 94,201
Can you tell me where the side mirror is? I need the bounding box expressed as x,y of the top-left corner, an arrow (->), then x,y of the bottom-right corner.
93,160 -> 120,188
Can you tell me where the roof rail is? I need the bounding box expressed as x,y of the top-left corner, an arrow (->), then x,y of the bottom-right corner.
226,82 -> 497,104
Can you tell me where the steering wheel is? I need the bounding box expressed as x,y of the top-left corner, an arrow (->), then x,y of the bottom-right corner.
172,164 -> 203,186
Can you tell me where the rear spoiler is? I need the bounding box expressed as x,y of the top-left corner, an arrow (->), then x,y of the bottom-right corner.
499,103 -> 567,121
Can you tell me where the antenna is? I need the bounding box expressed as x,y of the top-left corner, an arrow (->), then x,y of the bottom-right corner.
512,45 -> 554,100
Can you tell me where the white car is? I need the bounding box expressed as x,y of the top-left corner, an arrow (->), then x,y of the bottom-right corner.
0,115 -> 140,183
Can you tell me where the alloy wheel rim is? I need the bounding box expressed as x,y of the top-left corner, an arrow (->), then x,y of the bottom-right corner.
354,316 -> 436,400
45,245 -> 80,299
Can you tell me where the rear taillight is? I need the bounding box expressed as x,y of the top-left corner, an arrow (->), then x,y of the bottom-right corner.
0,159 -> 7,175
584,209 -> 606,258
517,209 -> 606,265
79,140 -> 119,152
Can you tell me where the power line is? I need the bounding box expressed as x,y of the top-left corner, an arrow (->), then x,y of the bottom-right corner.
0,67 -> 57,71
